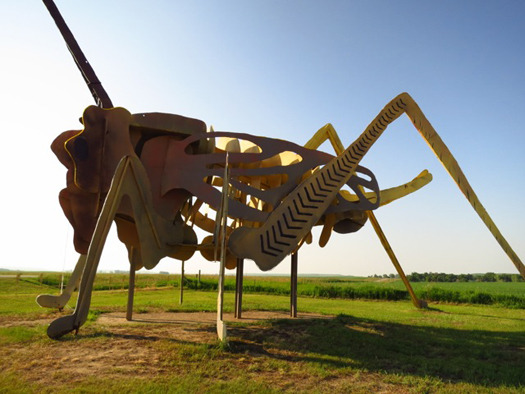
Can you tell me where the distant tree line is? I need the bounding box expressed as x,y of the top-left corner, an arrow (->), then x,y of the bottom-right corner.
406,272 -> 523,283
369,274 -> 400,279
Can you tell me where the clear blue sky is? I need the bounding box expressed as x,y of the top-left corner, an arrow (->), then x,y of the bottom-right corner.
1,1 -> 524,276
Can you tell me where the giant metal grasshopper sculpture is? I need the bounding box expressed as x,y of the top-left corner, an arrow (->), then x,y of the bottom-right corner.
38,0 -> 525,339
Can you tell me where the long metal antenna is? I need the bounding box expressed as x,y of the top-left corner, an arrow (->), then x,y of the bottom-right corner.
43,0 -> 113,108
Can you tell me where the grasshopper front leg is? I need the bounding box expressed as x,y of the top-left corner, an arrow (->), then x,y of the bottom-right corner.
36,254 -> 86,310
47,156 -> 181,339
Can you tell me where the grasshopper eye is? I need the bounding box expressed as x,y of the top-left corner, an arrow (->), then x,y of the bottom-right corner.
73,136 -> 89,161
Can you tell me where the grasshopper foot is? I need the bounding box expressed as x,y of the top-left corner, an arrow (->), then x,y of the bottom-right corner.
417,299 -> 428,309
36,294 -> 70,310
47,314 -> 78,339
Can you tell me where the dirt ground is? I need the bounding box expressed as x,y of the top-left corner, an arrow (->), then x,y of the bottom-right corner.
96,310 -> 332,345
4,309 -> 518,392
100,310 -> 329,326
1,311 -> 346,391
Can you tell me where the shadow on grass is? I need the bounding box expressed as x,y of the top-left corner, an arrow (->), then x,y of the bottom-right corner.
228,314 -> 525,388
44,310 -> 524,388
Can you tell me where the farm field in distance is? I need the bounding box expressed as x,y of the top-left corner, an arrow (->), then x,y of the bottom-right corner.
0,273 -> 524,393
8,270 -> 523,309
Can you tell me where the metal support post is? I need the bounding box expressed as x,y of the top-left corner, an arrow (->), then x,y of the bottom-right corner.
126,257 -> 136,321
179,260 -> 185,305
290,252 -> 298,317
234,258 -> 244,318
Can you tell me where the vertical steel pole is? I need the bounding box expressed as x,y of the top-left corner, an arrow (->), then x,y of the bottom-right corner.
290,252 -> 298,318
126,257 -> 136,321
179,261 -> 185,305
234,258 -> 244,319
216,154 -> 230,341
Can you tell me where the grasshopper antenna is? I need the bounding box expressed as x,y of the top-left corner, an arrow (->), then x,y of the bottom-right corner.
43,0 -> 113,108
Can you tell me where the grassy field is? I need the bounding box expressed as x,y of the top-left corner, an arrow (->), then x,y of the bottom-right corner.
0,275 -> 524,393
11,271 -> 525,308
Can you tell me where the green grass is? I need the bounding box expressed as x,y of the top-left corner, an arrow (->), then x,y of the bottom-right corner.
0,279 -> 524,393
3,281 -> 524,333
384,279 -> 525,295
0,325 -> 43,344
1,274 -> 524,319
0,369 -> 278,394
